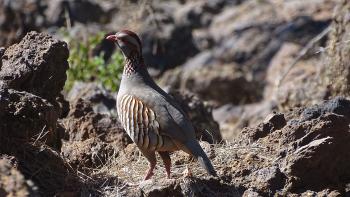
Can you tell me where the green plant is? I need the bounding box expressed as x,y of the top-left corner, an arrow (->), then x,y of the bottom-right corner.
62,30 -> 124,92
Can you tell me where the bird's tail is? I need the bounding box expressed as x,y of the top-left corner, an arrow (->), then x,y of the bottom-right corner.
185,140 -> 217,176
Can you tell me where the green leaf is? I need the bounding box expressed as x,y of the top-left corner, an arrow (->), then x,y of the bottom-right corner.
62,28 -> 124,92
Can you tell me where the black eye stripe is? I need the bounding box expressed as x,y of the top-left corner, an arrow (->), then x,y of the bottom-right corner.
119,30 -> 142,48
120,37 -> 139,51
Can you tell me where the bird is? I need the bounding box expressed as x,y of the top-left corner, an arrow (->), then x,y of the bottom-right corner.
106,30 -> 217,180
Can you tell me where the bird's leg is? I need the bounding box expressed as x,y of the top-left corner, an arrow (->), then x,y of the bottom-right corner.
144,161 -> 156,180
142,151 -> 157,180
158,151 -> 171,179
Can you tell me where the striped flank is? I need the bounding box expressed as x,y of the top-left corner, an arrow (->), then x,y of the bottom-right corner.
118,94 -> 164,150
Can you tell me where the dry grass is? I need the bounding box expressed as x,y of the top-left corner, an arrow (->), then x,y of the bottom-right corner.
72,140 -> 273,196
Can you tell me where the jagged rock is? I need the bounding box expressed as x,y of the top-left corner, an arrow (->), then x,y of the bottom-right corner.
67,81 -> 117,116
276,189 -> 342,196
160,63 -> 262,106
0,31 -> 69,117
141,23 -> 199,69
167,90 -> 222,143
138,179 -> 182,197
0,0 -> 46,47
265,42 -> 327,109
135,177 -> 243,197
301,96 -> 350,121
213,100 -> 278,140
60,98 -> 130,169
174,0 -> 230,29
234,97 -> 350,194
61,98 -> 130,145
179,177 -> 243,197
0,31 -> 68,101
240,121 -> 275,142
263,113 -> 286,130
282,113 -> 350,192
61,137 -> 120,171
8,144 -> 78,196
0,30 -> 81,196
249,166 -> 286,193
0,89 -> 61,150
323,0 -> 350,97
46,0 -> 113,26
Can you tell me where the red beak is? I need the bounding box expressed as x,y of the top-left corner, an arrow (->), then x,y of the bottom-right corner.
106,35 -> 118,41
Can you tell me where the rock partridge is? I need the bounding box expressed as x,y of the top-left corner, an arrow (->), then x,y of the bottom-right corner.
106,30 -> 217,180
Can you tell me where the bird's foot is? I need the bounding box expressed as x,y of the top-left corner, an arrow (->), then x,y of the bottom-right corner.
164,162 -> 171,179
144,170 -> 154,180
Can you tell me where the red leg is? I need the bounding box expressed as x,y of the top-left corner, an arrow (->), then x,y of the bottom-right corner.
159,151 -> 171,179
141,150 -> 157,180
144,161 -> 156,180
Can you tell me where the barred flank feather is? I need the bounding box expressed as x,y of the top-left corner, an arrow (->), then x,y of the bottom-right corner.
118,94 -> 164,151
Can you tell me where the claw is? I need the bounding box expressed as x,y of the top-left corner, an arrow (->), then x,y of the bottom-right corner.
165,162 -> 171,179
144,171 -> 154,180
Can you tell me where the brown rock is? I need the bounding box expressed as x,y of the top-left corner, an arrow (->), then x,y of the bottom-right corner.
213,100 -> 278,140
0,31 -> 68,100
138,179 -> 182,197
60,98 -> 131,170
181,64 -> 261,105
61,98 -> 130,145
135,177 -> 244,197
249,166 -> 286,192
282,113 -> 350,191
180,177 -> 243,197
67,81 -> 117,116
2,144 -> 78,196
0,31 -> 69,117
167,90 -> 222,143
61,138 -> 120,171
0,89 -> 60,150
323,0 -> 350,97
265,42 -> 326,109
0,1 -> 45,47
160,63 -> 261,106
263,112 -> 286,130
233,97 -> 350,194
282,0 -> 336,21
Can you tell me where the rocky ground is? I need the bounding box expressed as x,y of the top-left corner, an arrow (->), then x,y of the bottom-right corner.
0,0 -> 350,196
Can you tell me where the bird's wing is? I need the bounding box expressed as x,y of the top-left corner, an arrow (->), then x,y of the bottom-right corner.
118,93 -> 196,146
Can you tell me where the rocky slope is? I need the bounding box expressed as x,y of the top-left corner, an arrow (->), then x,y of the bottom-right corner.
0,0 -> 350,196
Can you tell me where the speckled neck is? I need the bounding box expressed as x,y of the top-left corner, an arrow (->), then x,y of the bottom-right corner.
123,55 -> 145,76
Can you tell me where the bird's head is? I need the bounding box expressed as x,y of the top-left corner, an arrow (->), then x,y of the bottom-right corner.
106,30 -> 142,60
